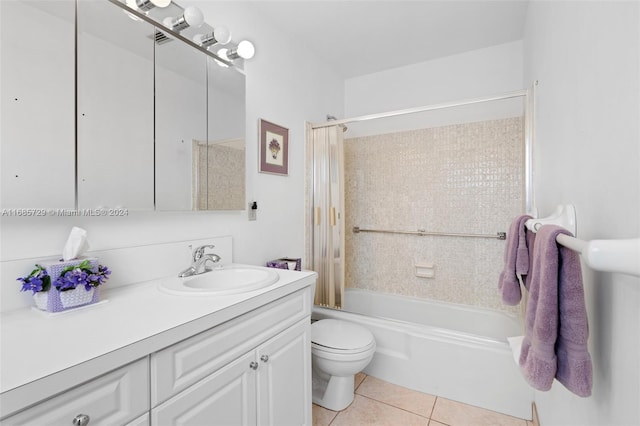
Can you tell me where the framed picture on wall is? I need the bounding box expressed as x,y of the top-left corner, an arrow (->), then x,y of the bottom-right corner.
259,119 -> 289,176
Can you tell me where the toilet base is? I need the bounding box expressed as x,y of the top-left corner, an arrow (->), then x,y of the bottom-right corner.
312,368 -> 355,411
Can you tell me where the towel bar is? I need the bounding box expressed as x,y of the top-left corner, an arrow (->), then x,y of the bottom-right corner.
352,226 -> 506,240
525,204 -> 640,277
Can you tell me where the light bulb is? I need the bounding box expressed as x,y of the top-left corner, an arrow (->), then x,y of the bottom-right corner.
183,6 -> 204,28
194,26 -> 231,48
213,26 -> 231,45
163,6 -> 204,32
236,40 -> 255,59
226,40 -> 255,60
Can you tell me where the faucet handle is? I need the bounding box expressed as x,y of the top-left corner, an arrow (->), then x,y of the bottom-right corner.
193,244 -> 216,261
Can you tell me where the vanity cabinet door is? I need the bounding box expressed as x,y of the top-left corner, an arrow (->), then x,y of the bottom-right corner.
152,352 -> 257,426
151,319 -> 311,426
2,358 -> 149,426
257,319 -> 311,426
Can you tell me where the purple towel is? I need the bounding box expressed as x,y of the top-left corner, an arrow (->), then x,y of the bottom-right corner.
498,214 -> 532,305
519,225 -> 592,397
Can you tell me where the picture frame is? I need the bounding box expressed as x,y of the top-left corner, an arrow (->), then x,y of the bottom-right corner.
259,119 -> 289,175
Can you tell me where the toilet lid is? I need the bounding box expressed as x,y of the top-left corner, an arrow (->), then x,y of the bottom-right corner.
311,319 -> 374,351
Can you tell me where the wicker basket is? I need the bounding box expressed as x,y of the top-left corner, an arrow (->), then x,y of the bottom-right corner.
32,258 -> 101,313
59,287 -> 96,308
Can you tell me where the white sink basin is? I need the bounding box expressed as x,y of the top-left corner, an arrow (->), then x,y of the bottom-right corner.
159,266 -> 279,296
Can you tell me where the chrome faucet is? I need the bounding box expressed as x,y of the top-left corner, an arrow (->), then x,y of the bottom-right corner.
178,244 -> 221,277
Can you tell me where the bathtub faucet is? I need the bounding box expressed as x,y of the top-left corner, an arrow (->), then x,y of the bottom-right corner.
178,245 -> 221,277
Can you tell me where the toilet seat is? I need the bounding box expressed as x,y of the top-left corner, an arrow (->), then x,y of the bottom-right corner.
312,340 -> 376,355
311,319 -> 375,353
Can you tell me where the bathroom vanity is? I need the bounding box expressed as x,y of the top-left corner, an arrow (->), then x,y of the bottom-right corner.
0,266 -> 315,425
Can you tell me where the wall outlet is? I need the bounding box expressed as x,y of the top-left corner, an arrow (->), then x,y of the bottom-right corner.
248,201 -> 257,221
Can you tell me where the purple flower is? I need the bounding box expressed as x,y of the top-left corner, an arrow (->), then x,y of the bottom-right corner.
17,265 -> 51,294
56,268 -> 88,291
55,261 -> 111,292
98,265 -> 111,278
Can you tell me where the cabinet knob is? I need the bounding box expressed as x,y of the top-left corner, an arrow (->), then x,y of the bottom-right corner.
260,355 -> 269,363
73,414 -> 90,426
249,361 -> 259,370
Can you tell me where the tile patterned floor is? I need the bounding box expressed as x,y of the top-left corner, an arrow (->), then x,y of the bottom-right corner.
312,373 -> 538,426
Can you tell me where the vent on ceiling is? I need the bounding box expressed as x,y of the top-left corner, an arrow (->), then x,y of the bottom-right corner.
149,30 -> 173,45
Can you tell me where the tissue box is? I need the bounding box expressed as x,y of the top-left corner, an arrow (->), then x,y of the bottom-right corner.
41,257 -> 98,283
266,258 -> 301,271
34,257 -> 100,313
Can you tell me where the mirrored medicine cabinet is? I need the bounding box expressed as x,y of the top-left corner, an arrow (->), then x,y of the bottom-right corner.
1,0 -> 246,212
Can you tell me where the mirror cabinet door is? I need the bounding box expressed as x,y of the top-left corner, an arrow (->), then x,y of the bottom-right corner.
1,0 -> 75,209
154,29 -> 207,211
1,0 -> 247,212
77,0 -> 155,210
204,59 -> 246,210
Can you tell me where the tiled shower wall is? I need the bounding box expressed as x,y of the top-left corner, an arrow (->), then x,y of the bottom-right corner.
344,117 -> 524,313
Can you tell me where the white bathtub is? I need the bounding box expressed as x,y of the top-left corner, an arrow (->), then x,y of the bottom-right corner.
312,289 -> 533,419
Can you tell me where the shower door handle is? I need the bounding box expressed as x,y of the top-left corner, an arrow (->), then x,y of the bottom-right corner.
330,207 -> 336,226
315,207 -> 320,225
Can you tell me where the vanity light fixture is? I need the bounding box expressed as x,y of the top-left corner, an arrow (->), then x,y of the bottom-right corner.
125,0 -> 171,13
193,26 -> 231,48
162,6 -> 204,32
229,40 -> 255,59
218,40 -> 255,62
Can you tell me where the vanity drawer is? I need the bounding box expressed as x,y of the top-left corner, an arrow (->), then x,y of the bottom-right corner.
151,287 -> 310,405
2,358 -> 149,426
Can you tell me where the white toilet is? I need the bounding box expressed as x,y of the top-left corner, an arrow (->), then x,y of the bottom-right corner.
311,319 -> 376,411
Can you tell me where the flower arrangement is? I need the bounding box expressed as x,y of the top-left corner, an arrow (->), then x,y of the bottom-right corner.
17,264 -> 51,294
54,260 -> 111,291
269,138 -> 281,159
18,258 -> 111,312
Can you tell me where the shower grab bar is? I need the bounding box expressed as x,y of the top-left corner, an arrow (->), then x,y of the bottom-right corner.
352,226 -> 506,240
525,204 -> 640,277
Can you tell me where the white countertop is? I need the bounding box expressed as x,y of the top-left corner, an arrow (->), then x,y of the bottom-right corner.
0,265 -> 315,415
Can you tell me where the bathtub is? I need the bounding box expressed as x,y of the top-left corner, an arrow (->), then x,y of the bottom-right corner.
312,289 -> 533,419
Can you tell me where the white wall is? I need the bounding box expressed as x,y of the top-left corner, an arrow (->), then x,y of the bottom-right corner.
345,40 -> 524,116
524,1 -> 640,425
0,2 -> 343,270
343,41 -> 524,137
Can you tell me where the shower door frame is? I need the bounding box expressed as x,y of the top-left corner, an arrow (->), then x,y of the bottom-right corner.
304,84 -> 536,300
